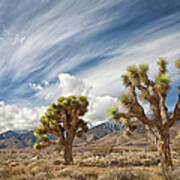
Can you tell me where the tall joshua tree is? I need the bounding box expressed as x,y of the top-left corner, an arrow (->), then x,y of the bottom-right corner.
34,96 -> 89,165
108,59 -> 180,180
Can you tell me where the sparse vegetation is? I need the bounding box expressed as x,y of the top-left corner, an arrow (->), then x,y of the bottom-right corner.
97,168 -> 150,180
1,148 -> 179,180
58,167 -> 85,180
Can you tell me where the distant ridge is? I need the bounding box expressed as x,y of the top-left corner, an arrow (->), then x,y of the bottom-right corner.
0,121 -> 179,149
0,130 -> 36,149
0,121 -> 122,149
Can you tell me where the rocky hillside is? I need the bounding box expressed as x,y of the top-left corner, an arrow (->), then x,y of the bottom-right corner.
0,121 -> 180,149
0,130 -> 36,149
0,121 -> 122,149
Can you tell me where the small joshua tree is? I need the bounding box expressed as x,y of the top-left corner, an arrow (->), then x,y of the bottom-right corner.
34,96 -> 89,165
108,59 -> 180,180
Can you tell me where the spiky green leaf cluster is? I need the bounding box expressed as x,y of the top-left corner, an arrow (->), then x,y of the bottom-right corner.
139,64 -> 149,73
157,58 -> 168,67
121,75 -> 131,87
33,96 -> 89,150
108,106 -> 118,119
175,59 -> 180,69
127,65 -> 138,75
119,93 -> 130,105
48,96 -> 88,120
121,64 -> 150,88
33,142 -> 47,150
127,65 -> 140,86
157,58 -> 168,74
155,74 -> 170,89
34,126 -> 46,136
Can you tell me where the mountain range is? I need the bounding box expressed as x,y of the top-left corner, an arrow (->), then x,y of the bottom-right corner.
0,121 -> 122,149
0,121 -> 180,149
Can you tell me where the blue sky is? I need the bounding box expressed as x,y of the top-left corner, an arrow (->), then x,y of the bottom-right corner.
0,0 -> 180,132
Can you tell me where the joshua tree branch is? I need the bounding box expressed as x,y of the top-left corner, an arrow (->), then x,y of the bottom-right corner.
116,111 -> 153,126
126,85 -> 154,125
159,93 -> 169,125
44,125 -> 65,145
57,124 -> 65,145
167,87 -> 180,127
137,84 -> 162,124
145,125 -> 159,145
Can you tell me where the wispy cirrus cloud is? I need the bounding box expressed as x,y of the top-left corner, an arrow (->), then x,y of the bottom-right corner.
1,0 -> 180,102
0,0 -> 180,132
78,30 -> 180,96
0,0 -> 129,105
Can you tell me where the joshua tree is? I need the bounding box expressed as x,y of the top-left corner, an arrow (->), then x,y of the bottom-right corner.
108,59 -> 180,180
34,96 -> 89,165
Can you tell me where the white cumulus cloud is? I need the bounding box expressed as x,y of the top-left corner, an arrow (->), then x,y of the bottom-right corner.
0,74 -> 119,133
0,102 -> 47,133
35,73 -> 118,125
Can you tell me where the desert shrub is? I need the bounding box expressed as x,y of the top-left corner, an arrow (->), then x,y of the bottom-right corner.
172,166 -> 180,180
58,167 -> 85,180
23,160 -> 30,166
89,145 -> 114,156
112,148 -> 124,154
0,166 -> 27,180
34,172 -> 49,180
147,145 -> 157,152
85,172 -> 98,180
173,144 -> 180,155
98,168 -> 149,180
10,150 -> 17,154
53,160 -> 62,165
0,167 -> 12,179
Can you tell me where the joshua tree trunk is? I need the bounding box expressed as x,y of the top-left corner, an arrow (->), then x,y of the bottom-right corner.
64,129 -> 74,165
64,143 -> 73,165
147,127 -> 173,180
158,130 -> 173,180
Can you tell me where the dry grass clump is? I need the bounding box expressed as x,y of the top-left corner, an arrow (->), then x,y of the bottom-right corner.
58,167 -> 85,180
97,168 -> 149,180
0,148 -> 179,180
173,144 -> 180,157
0,165 -> 56,180
75,150 -> 160,168
97,167 -> 164,180
0,167 -> 12,180
0,166 -> 26,180
33,172 -> 47,180
172,166 -> 180,180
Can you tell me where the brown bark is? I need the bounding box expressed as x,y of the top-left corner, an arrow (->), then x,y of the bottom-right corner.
159,94 -> 169,125
157,130 -> 173,180
63,129 -> 74,165
64,143 -> 73,165
167,87 -> 180,128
